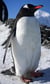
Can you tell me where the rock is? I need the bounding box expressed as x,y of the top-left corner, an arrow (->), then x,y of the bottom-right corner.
0,21 -> 3,25
40,25 -> 50,48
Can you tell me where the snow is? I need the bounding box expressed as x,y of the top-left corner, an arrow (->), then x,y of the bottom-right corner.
0,23 -> 50,84
35,10 -> 50,27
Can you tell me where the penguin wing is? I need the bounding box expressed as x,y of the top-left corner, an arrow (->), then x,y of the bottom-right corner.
2,19 -> 16,47
2,30 -> 14,63
2,19 -> 16,64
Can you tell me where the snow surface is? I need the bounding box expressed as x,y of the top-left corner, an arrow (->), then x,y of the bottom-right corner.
35,10 -> 50,27
0,22 -> 50,84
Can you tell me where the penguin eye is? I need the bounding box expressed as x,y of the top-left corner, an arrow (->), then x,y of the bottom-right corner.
23,5 -> 29,8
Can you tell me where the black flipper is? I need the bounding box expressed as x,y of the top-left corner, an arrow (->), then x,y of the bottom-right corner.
2,19 -> 17,64
2,29 -> 14,64
3,43 -> 8,63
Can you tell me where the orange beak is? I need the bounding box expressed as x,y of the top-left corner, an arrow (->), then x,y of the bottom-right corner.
34,5 -> 43,9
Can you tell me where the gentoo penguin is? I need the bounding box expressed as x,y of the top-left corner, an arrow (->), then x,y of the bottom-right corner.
2,4 -> 43,83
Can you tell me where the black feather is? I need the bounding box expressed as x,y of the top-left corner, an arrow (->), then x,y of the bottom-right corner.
2,18 -> 17,64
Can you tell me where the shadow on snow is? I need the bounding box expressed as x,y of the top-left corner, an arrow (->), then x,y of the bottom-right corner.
33,68 -> 50,83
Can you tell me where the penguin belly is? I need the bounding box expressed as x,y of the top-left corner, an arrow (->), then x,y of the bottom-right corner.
11,17 -> 41,76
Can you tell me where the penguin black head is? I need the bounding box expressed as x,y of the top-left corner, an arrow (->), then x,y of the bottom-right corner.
16,4 -> 43,21
23,4 -> 43,9
22,4 -> 43,14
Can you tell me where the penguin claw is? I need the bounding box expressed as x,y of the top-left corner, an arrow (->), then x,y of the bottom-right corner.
21,76 -> 33,83
30,71 -> 44,78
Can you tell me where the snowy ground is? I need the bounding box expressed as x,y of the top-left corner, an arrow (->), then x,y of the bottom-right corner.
0,24 -> 50,84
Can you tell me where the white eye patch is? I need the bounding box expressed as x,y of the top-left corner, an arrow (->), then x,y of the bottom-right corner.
23,5 -> 28,8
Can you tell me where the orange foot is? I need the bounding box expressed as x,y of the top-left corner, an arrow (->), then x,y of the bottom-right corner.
30,71 -> 44,78
21,76 -> 33,83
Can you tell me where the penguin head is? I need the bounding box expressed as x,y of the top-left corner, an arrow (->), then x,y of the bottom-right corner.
23,4 -> 43,11
16,4 -> 43,21
21,4 -> 43,16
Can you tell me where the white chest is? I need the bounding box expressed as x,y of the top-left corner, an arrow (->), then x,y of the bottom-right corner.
16,17 -> 40,46
11,17 -> 41,76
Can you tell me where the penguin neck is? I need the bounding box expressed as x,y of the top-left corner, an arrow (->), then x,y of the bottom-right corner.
20,8 -> 35,16
16,8 -> 35,22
